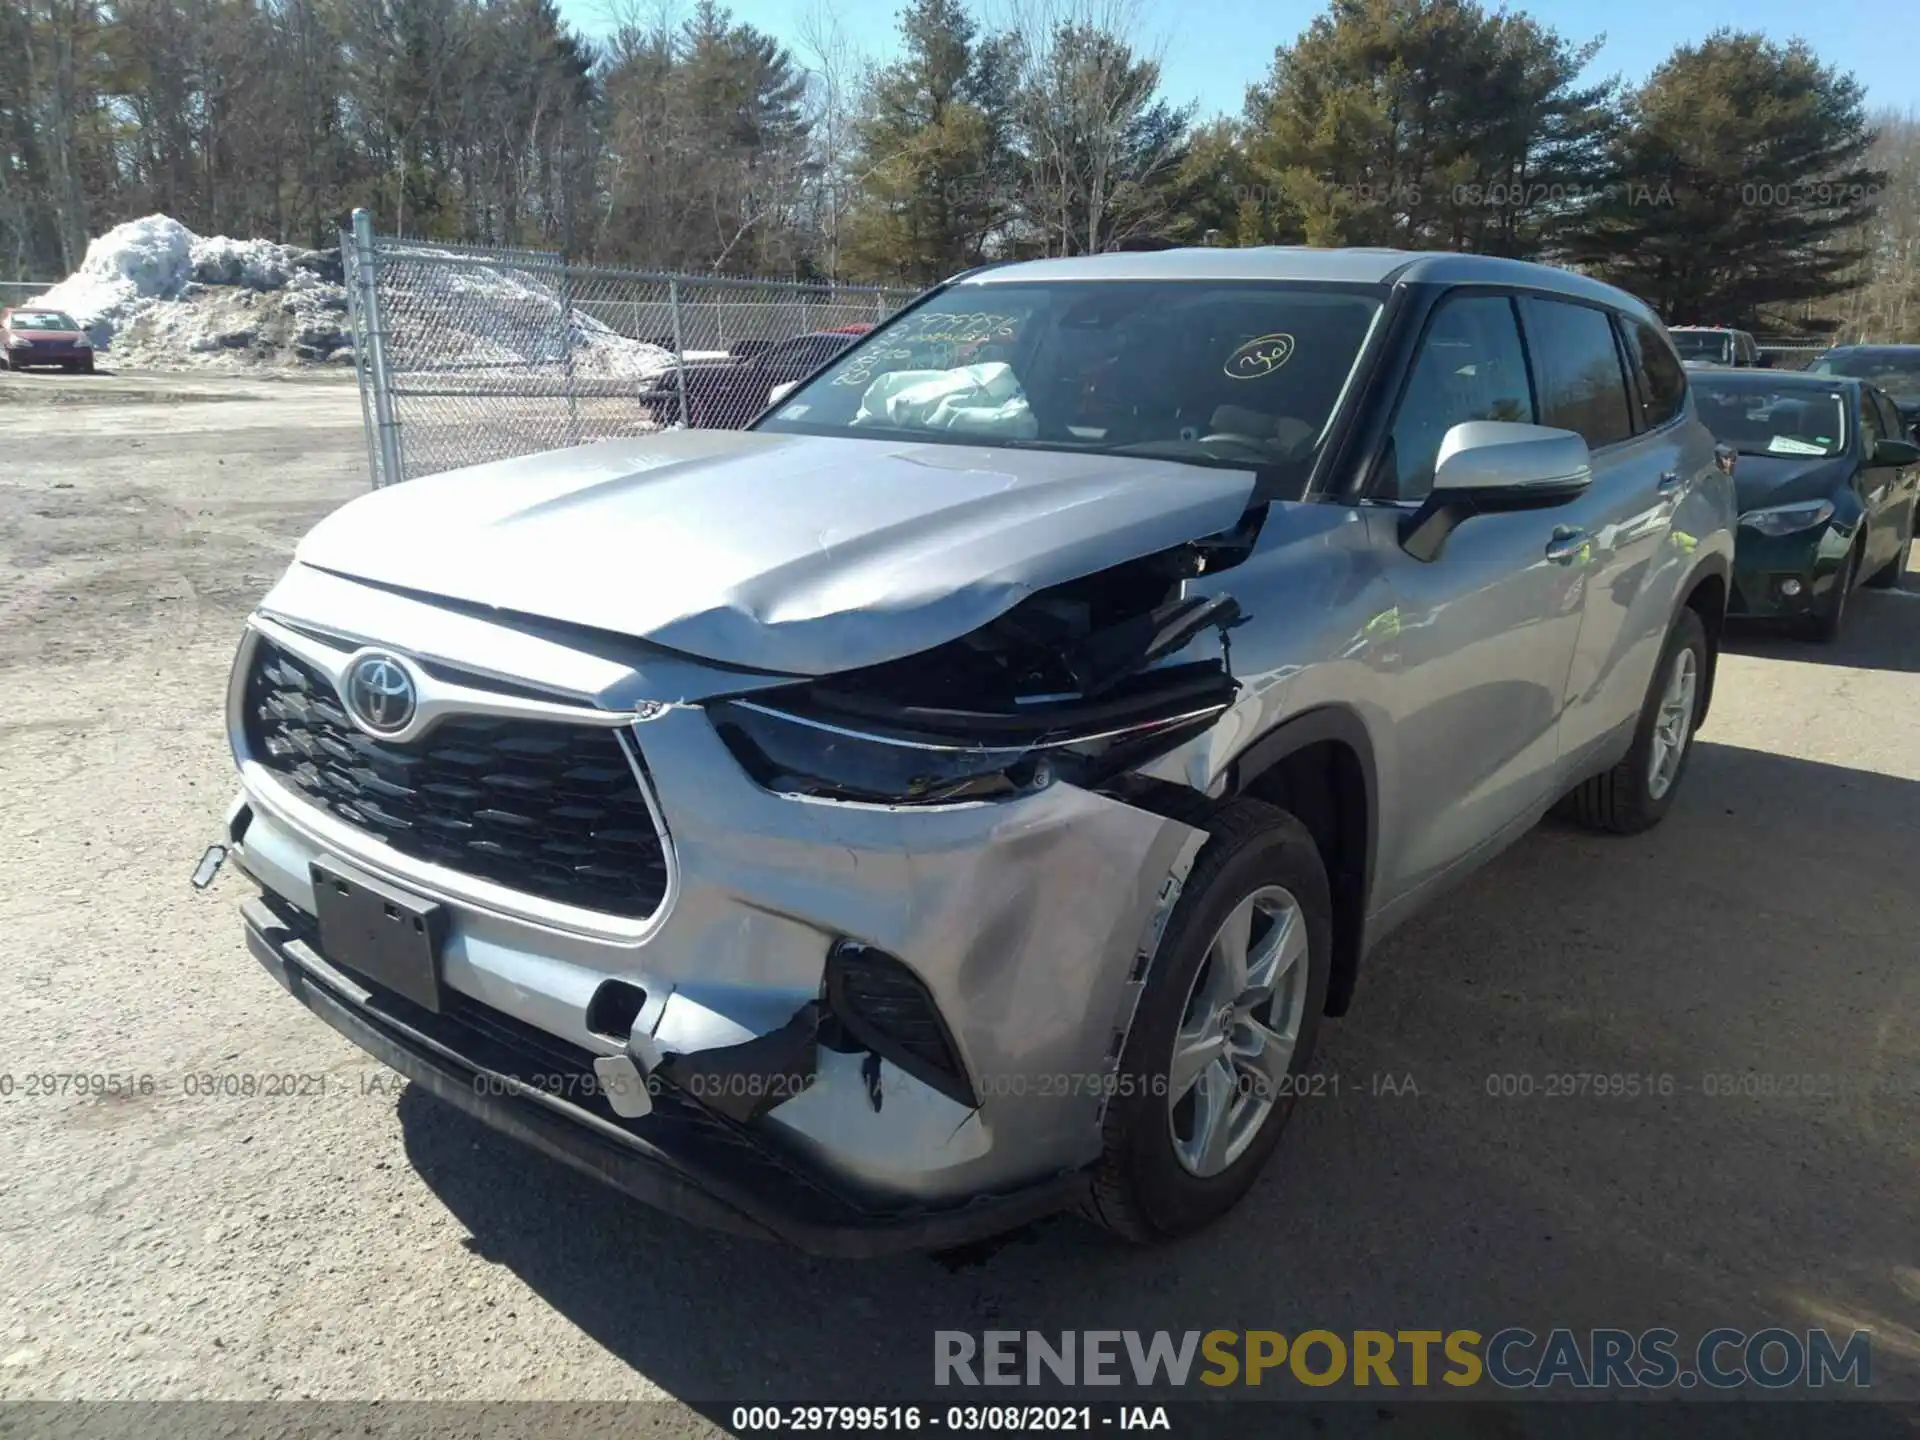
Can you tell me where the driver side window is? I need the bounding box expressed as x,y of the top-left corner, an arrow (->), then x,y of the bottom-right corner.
1377,294 -> 1535,502
1859,391 -> 1884,450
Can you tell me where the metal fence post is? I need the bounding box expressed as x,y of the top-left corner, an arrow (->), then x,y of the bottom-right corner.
557,257 -> 581,446
351,209 -> 405,487
340,227 -> 380,491
874,290 -> 886,325
668,277 -> 691,429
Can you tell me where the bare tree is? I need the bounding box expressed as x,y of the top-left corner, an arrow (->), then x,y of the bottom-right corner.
1829,111 -> 1920,342
999,0 -> 1190,256
796,1 -> 868,280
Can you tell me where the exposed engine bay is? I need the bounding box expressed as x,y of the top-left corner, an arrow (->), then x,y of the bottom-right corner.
706,506 -> 1266,804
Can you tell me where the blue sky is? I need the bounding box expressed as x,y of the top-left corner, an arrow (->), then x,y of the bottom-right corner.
558,0 -> 1915,121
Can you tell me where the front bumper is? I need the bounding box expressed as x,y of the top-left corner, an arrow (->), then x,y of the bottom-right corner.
225,566 -> 1211,1238
242,893 -> 1090,1255
6,344 -> 89,366
1727,524 -> 1852,618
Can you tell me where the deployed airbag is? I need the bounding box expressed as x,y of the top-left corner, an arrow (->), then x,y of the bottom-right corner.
853,362 -> 1039,439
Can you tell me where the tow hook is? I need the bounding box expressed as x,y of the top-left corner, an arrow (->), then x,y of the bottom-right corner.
190,844 -> 228,890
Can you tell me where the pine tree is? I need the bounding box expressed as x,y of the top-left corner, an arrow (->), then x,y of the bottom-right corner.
841,0 -> 1019,283
1564,31 -> 1886,327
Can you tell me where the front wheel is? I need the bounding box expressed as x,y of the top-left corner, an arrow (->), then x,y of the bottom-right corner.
1558,606 -> 1708,835
1809,539 -> 1860,641
1086,799 -> 1332,1242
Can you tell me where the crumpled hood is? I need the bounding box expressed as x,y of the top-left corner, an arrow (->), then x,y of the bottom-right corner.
1732,453 -> 1852,514
295,429 -> 1258,676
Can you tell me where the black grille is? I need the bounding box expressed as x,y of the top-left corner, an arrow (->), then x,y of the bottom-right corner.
825,942 -> 975,1106
243,638 -> 667,918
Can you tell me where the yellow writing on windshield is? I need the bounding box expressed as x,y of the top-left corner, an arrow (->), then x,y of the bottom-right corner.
1225,333 -> 1297,380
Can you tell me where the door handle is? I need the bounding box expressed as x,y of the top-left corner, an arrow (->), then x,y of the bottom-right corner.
1545,528 -> 1589,565
1657,470 -> 1682,494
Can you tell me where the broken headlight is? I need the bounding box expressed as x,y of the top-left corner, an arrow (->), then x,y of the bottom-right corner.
707,662 -> 1235,806
708,700 -> 1054,804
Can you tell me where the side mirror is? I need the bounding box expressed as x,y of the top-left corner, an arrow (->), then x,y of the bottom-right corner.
1874,437 -> 1920,467
1401,421 -> 1592,562
768,380 -> 799,406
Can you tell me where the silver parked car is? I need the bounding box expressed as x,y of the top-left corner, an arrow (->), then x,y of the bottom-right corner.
216,248 -> 1736,1254
1668,325 -> 1764,370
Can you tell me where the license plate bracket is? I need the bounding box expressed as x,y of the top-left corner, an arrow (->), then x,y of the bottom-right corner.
310,860 -> 445,1012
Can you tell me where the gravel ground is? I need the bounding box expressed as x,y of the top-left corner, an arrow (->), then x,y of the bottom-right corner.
1,370 -> 1917,1416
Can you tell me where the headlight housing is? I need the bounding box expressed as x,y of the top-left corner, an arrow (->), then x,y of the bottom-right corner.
710,700 -> 1054,804
1739,499 -> 1834,536
708,663 -> 1234,806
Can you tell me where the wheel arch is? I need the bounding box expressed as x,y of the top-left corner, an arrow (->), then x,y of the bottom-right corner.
1678,550 -> 1730,725
1221,705 -> 1379,1017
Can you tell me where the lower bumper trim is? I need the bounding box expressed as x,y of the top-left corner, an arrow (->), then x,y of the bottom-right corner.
242,897 -> 1090,1257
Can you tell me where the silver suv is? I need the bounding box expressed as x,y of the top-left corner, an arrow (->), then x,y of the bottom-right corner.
1669,325 -> 1763,369
219,248 -> 1735,1254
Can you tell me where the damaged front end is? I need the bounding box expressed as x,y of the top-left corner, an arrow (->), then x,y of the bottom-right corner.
230,470 -> 1265,1249
707,510 -> 1261,806
614,515 -> 1261,1186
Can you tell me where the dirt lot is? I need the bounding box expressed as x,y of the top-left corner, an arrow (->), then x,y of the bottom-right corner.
2,370 -> 1918,1413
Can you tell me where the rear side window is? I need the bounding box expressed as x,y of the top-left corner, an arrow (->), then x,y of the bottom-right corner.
1869,389 -> 1905,444
1376,293 -> 1535,502
1620,318 -> 1688,430
1858,390 -> 1885,449
1518,298 -> 1635,448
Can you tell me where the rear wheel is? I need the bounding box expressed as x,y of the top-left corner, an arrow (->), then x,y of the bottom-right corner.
1559,606 -> 1708,835
1086,799 -> 1332,1242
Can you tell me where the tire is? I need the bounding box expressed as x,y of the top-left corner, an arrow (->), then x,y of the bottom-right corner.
1558,606 -> 1708,836
1809,538 -> 1860,641
1086,798 -> 1333,1242
1865,518 -> 1912,590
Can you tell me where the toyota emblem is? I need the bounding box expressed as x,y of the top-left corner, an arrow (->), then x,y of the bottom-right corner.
343,651 -> 417,735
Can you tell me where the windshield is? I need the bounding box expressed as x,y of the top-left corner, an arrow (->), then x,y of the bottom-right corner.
755,280 -> 1385,479
1807,352 -> 1920,405
1670,331 -> 1732,364
1690,378 -> 1847,458
10,311 -> 80,331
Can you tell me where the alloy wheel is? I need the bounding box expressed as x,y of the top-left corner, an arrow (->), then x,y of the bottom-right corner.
1167,885 -> 1312,1178
1646,646 -> 1698,801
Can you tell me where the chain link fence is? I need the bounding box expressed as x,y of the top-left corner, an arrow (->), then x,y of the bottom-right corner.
0,280 -> 58,308
1755,340 -> 1830,371
341,211 -> 918,486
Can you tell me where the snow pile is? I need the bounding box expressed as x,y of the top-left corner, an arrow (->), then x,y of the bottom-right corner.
31,215 -> 197,347
30,214 -> 683,378
29,214 -> 348,366
188,234 -> 302,291
376,251 -> 679,379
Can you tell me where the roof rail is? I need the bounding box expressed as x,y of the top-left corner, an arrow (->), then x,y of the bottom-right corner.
942,259 -> 1024,284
